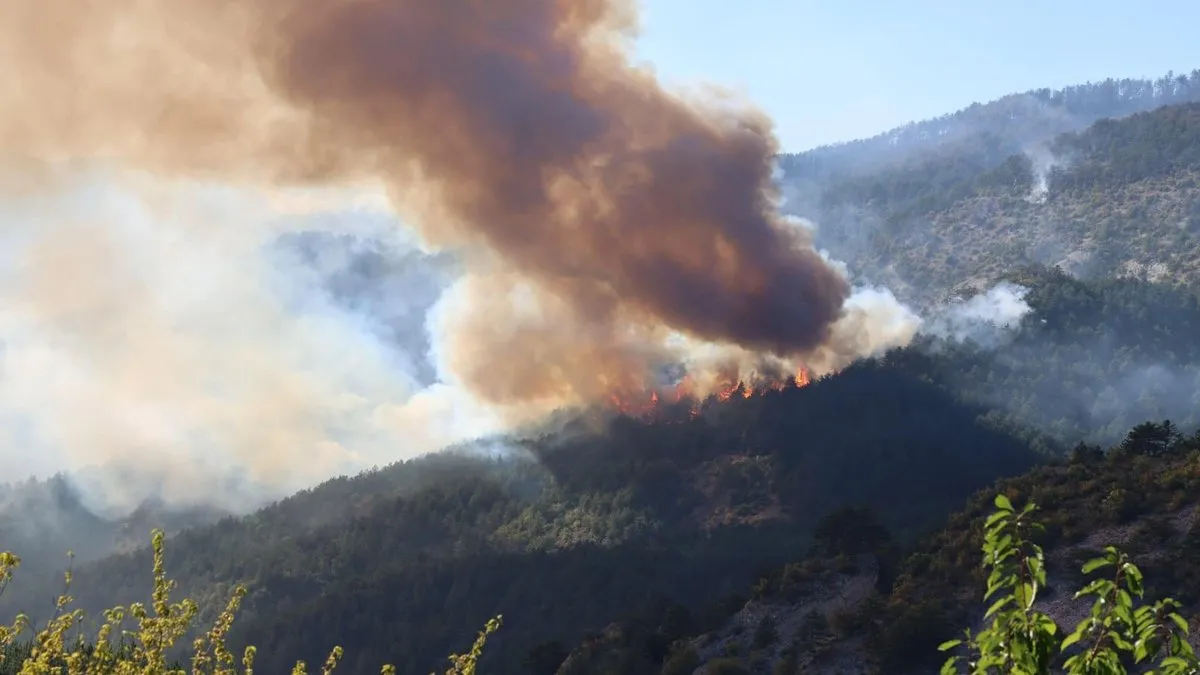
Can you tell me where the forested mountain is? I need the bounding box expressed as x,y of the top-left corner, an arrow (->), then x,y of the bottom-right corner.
1,355 -> 1039,674
555,422 -> 1200,675
6,267 -> 1200,674
778,71 -> 1200,305
7,70 -> 1200,675
778,69 -> 1200,187
919,267 -> 1200,447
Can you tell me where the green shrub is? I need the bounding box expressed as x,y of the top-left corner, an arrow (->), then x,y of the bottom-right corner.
939,494 -> 1199,674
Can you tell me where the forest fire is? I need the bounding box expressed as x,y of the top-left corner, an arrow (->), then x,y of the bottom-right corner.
606,367 -> 812,420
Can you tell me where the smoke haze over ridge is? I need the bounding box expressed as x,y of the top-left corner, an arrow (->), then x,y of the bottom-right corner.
0,0 -> 920,513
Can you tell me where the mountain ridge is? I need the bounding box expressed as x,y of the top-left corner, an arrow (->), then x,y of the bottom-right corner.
7,68 -> 1200,675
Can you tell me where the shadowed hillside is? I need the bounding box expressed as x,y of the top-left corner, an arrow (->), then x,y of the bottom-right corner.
1,358 -> 1040,675
553,421 -> 1200,675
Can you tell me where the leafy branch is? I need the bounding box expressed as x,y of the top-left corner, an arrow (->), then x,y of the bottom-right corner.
940,495 -> 1200,674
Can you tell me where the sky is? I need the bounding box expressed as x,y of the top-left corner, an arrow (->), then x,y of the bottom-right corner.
634,0 -> 1199,152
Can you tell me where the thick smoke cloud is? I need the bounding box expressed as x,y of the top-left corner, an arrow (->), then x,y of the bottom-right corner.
0,177 -> 500,515
0,0 -> 918,510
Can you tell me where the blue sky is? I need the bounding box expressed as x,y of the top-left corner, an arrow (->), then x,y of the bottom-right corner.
633,0 -> 1198,152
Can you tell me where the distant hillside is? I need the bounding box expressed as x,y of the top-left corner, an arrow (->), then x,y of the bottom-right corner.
779,70 -> 1200,185
776,69 -> 1200,305
0,476 -> 228,594
913,266 -> 1200,447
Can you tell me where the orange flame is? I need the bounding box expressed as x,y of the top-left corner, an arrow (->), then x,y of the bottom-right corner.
604,366 -> 812,421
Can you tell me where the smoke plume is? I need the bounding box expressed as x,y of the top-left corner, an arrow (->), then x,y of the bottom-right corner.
0,0 -> 917,510
924,283 -> 1033,348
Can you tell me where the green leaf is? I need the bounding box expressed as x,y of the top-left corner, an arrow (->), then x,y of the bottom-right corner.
984,595 -> 1014,618
938,639 -> 964,652
1115,603 -> 1134,627
1062,629 -> 1085,650
1169,613 -> 1190,634
985,510 -> 1010,527
1019,581 -> 1038,609
1075,578 -> 1112,599
1082,557 -> 1112,574
1028,556 -> 1047,586
994,494 -> 1014,512
1159,656 -> 1191,669
1117,590 -> 1134,610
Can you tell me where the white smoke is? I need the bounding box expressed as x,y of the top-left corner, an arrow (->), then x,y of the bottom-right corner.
0,171 -> 504,517
1024,144 -> 1069,204
0,172 -> 937,519
921,282 -> 1034,347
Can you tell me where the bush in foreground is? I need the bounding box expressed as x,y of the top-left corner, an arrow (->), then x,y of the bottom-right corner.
940,495 -> 1200,674
0,532 -> 499,675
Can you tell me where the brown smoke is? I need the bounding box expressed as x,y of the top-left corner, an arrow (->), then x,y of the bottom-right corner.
0,0 -> 903,414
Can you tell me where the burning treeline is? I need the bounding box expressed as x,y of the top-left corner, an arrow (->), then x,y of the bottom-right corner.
608,366 -> 812,420
0,0 -> 912,422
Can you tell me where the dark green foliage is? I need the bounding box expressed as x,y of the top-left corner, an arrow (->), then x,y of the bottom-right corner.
865,428 -> 1200,673
819,136 -> 1032,221
0,356 -> 1039,675
0,476 -> 227,605
812,506 -> 892,558
911,267 -> 1200,448
574,423 -> 1200,675
705,657 -> 750,675
873,597 -> 957,671
751,616 -> 777,650
1118,420 -> 1184,458
1050,103 -> 1200,192
523,640 -> 568,675
660,647 -> 699,675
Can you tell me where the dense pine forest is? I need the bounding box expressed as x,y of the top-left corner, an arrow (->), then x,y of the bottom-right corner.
6,266 -> 1200,675
7,70 -> 1200,675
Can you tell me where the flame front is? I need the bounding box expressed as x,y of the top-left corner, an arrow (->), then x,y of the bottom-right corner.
605,366 -> 812,420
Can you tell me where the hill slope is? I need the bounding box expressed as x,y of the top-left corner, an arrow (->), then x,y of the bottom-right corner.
553,421 -> 1200,675
8,267 -> 1200,674
3,358 -> 1039,674
8,70 -> 1200,675
778,72 -> 1200,305
778,70 -> 1200,184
